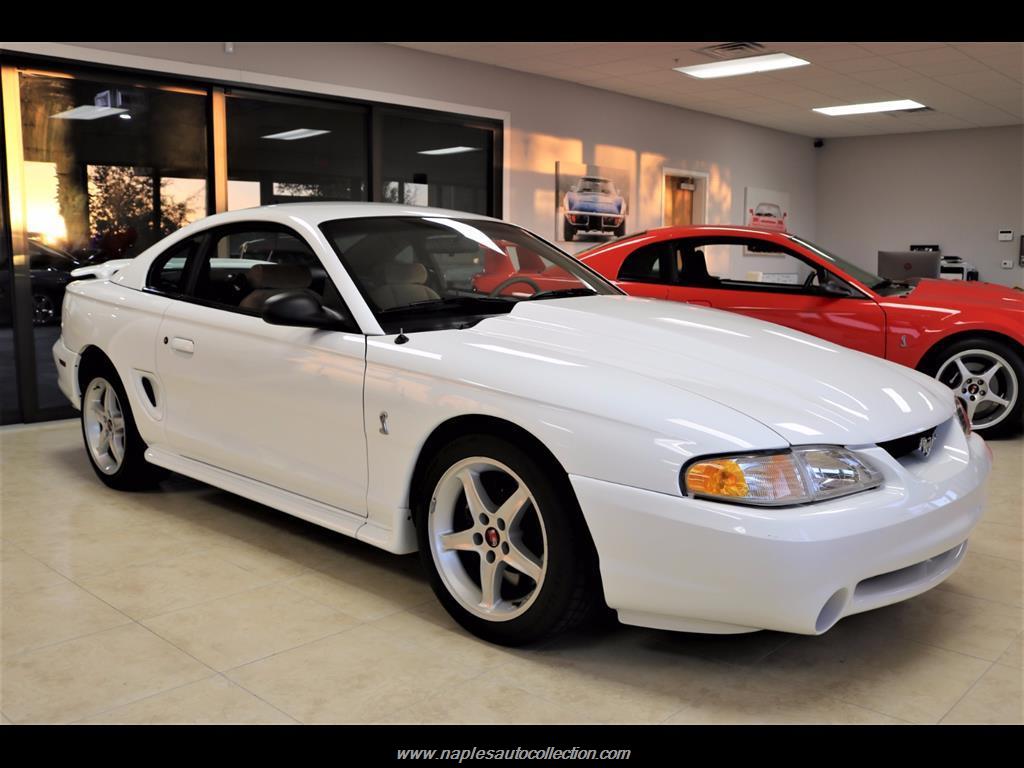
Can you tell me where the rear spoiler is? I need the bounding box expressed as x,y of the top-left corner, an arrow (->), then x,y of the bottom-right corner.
70,259 -> 132,281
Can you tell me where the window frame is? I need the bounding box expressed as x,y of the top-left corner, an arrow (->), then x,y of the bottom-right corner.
146,221 -> 359,331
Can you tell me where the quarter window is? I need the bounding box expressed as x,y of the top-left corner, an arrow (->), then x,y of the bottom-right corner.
618,242 -> 669,282
147,235 -> 205,295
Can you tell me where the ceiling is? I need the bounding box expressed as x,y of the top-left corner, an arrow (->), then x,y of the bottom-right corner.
396,42 -> 1024,138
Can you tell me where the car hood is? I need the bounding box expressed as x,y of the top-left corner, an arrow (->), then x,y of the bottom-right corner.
893,278 -> 1024,310
468,295 -> 953,446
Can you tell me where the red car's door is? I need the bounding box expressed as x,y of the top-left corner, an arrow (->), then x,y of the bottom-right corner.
663,237 -> 886,357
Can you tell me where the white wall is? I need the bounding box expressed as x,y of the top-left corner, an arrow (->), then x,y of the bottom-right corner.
815,125 -> 1024,288
34,42 -> 819,253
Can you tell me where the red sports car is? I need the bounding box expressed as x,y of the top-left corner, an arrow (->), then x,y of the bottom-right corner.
577,225 -> 1024,437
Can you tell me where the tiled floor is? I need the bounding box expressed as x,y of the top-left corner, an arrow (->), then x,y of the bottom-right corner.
1,420 -> 1021,725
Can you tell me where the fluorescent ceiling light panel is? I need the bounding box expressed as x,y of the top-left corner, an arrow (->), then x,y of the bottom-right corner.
813,99 -> 926,116
674,52 -> 809,79
417,146 -> 480,155
51,105 -> 128,120
261,128 -> 330,141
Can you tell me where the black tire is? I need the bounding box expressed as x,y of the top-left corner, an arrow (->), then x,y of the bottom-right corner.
924,337 -> 1024,439
562,219 -> 576,242
32,292 -> 58,326
414,433 -> 600,646
79,358 -> 167,490
614,222 -> 626,237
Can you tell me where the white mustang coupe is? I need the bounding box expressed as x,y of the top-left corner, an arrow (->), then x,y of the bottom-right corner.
53,203 -> 990,645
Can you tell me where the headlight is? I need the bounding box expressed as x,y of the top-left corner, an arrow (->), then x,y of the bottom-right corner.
683,446 -> 882,507
955,396 -> 972,436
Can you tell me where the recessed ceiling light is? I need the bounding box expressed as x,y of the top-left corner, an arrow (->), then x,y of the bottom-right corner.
51,105 -> 128,120
417,146 -> 480,156
813,99 -> 926,116
261,128 -> 330,141
674,52 -> 810,79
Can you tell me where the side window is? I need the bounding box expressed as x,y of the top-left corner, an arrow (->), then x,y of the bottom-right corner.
189,226 -> 347,315
618,242 -> 669,282
147,235 -> 205,295
675,239 -> 816,290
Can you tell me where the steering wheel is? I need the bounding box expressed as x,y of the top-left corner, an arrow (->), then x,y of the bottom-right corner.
488,276 -> 541,297
802,270 -> 819,290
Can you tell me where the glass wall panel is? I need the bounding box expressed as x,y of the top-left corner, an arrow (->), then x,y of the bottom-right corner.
10,67 -> 208,413
225,91 -> 368,209
378,111 -> 494,215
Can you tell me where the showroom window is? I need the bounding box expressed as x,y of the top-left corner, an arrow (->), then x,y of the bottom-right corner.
225,90 -> 369,209
1,56 -> 503,423
2,64 -> 209,420
377,108 -> 496,215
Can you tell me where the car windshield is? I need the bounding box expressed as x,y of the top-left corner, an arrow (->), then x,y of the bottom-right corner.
785,234 -> 888,291
320,216 -> 619,332
578,180 -> 612,195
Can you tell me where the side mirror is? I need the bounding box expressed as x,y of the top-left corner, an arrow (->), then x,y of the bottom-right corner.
817,275 -> 856,298
261,290 -> 349,330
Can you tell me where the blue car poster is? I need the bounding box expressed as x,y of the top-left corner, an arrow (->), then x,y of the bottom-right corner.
556,161 -> 630,243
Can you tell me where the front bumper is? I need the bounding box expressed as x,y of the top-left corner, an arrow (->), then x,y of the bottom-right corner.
52,336 -> 82,409
565,212 -> 624,231
571,418 -> 991,635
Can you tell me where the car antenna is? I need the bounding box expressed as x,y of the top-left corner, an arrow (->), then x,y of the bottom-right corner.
395,328 -> 410,345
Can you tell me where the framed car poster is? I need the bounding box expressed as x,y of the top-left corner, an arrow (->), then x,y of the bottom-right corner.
744,186 -> 791,255
556,161 -> 630,243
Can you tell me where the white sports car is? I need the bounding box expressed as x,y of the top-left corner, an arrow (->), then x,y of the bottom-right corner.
53,203 -> 990,645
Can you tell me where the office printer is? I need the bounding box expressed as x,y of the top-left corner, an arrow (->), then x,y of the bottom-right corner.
939,255 -> 979,281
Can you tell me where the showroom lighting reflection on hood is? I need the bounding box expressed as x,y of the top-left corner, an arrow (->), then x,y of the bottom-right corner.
813,99 -> 926,116
417,146 -> 480,155
51,105 -> 128,120
674,52 -> 809,79
261,128 -> 330,141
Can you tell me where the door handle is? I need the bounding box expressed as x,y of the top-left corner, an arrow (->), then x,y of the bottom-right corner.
170,337 -> 195,354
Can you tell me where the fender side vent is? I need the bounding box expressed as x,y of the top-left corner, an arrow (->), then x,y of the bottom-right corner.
141,376 -> 157,408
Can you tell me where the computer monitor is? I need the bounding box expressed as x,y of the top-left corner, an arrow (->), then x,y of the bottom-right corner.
877,250 -> 941,280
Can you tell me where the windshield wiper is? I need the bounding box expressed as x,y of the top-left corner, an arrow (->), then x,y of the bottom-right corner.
377,296 -> 511,315
527,288 -> 599,301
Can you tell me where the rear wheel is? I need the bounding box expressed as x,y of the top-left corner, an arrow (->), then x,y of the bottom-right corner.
32,292 -> 57,325
930,338 -> 1023,438
80,360 -> 167,489
415,434 -> 599,645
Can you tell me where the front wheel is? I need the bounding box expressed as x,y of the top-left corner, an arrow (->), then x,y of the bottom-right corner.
562,219 -> 576,242
930,338 -> 1024,438
415,434 -> 599,645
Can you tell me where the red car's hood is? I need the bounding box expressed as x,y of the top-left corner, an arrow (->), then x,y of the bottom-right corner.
894,278 -> 1024,310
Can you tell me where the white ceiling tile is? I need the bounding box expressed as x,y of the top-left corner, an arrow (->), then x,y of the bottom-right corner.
854,42 -> 947,56
888,47 -> 979,67
824,56 -> 899,74
952,42 -> 1024,61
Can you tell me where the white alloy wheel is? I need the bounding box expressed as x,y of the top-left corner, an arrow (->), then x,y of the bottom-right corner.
427,457 -> 548,622
82,376 -> 127,475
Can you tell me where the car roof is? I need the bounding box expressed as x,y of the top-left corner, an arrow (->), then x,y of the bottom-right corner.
192,201 -> 499,228
576,224 -> 795,260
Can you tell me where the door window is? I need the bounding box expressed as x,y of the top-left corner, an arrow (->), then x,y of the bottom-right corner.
187,225 -> 348,316
672,238 -> 821,292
